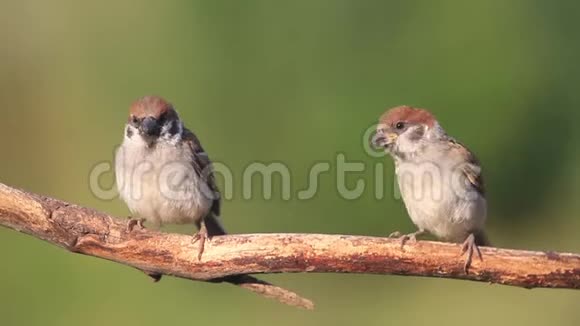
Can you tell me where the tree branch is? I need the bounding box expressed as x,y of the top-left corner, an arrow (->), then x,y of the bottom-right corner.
1,183 -> 578,310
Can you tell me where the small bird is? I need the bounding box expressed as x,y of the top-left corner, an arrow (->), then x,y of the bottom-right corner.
114,96 -> 314,309
115,95 -> 224,260
372,106 -> 489,272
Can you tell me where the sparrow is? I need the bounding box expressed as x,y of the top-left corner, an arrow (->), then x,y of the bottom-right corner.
114,96 -> 315,309
115,95 -> 224,260
372,105 -> 490,272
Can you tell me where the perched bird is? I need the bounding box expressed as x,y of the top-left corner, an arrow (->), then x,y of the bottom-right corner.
372,106 -> 489,272
114,96 -> 314,309
115,95 -> 223,260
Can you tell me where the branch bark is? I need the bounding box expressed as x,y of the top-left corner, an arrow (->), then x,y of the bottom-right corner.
1,183 -> 578,310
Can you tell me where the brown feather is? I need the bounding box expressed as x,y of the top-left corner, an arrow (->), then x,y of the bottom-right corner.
129,96 -> 174,119
182,128 -> 222,218
380,105 -> 436,128
448,138 -> 486,195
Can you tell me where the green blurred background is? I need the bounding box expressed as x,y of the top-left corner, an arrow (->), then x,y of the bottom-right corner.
1,0 -> 579,325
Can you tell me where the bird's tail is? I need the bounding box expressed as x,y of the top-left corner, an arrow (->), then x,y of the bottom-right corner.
202,214 -> 314,309
203,214 -> 227,236
474,230 -> 491,246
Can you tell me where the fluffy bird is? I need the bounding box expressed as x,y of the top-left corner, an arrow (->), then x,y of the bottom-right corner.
372,106 -> 489,272
114,96 -> 314,309
115,95 -> 224,259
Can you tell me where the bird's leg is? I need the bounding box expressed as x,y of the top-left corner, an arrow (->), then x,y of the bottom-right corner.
389,229 -> 426,248
126,217 -> 146,232
460,233 -> 483,273
192,221 -> 209,261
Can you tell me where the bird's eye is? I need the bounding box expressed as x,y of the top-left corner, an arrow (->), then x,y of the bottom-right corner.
131,116 -> 138,124
395,122 -> 405,130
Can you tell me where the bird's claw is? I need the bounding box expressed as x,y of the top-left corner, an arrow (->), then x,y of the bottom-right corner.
126,217 -> 146,232
460,233 -> 483,273
192,227 -> 210,261
389,231 -> 402,238
389,230 -> 424,249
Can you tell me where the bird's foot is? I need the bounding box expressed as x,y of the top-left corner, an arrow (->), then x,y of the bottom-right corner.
126,217 -> 146,232
460,233 -> 483,274
192,224 -> 210,261
389,229 -> 425,249
388,231 -> 404,240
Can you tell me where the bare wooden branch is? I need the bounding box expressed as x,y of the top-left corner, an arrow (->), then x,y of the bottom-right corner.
1,183 -> 578,310
0,183 -> 314,309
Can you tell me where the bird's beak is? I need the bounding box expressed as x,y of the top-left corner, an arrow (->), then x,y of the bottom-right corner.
140,116 -> 161,137
371,131 -> 397,149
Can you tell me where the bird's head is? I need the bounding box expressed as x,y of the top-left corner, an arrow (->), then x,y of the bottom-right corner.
372,105 -> 442,158
126,96 -> 183,146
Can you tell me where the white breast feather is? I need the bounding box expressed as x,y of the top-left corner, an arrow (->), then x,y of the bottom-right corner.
115,130 -> 211,226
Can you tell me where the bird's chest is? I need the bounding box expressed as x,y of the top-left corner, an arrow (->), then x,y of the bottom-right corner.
116,142 -> 210,225
395,159 -> 457,232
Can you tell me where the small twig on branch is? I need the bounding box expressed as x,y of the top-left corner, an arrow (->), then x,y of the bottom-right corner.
0,183 -> 578,309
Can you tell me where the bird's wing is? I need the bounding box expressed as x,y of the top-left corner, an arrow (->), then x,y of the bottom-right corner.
448,138 -> 486,196
182,128 -> 221,217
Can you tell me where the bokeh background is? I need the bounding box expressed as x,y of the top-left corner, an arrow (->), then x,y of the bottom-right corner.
1,1 -> 579,325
